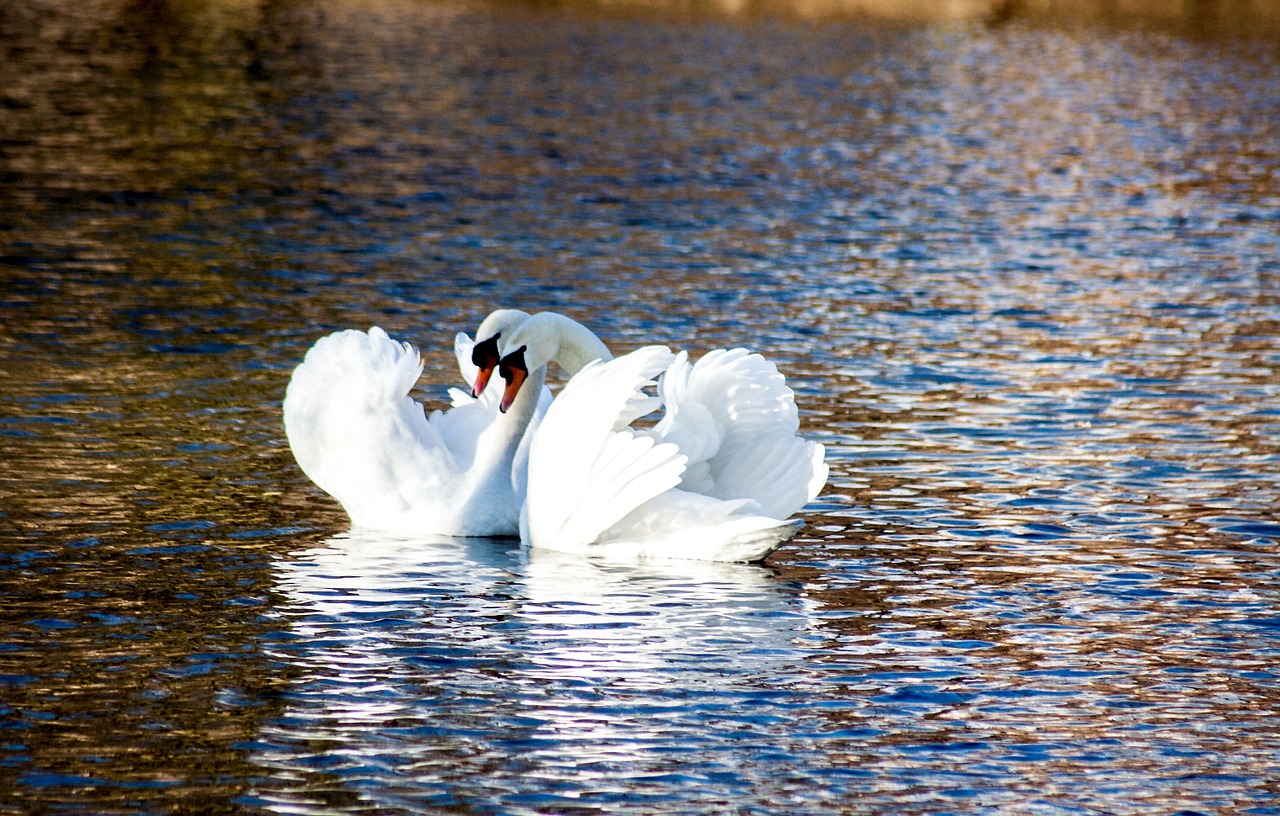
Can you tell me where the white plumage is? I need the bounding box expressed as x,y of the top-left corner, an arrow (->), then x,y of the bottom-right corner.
494,313 -> 828,562
282,313 -> 549,537
283,311 -> 827,560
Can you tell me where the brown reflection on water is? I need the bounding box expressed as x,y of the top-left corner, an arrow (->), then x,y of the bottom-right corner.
2,547 -> 299,810
1,0 -> 1278,810
776,535 -> 1280,802
0,319 -> 320,808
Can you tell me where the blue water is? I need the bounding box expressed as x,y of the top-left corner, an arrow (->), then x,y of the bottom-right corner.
2,1 -> 1279,813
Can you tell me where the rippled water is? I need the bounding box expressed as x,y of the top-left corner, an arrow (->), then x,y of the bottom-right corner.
2,0 -> 1279,812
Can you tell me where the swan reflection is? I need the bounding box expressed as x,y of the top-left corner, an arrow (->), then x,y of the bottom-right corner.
256,530 -> 810,812
519,548 -> 803,684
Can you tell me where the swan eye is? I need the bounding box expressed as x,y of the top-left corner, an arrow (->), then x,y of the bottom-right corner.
498,345 -> 527,383
497,346 -> 529,414
471,334 -> 501,370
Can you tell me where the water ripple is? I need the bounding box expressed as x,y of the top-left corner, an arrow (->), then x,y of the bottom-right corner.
2,1 -> 1279,813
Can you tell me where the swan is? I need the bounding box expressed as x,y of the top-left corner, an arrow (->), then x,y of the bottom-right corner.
282,310 -> 551,537
484,312 -> 828,562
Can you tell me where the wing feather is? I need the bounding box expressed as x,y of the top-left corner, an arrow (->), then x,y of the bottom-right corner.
453,331 -> 479,387
524,346 -> 688,550
283,328 -> 462,524
652,347 -> 826,518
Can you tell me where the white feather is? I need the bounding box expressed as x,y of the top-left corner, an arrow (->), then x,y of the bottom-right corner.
503,316 -> 828,562
282,321 -> 549,537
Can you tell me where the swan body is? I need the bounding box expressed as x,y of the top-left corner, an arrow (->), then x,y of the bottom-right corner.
492,313 -> 827,562
282,311 -> 550,537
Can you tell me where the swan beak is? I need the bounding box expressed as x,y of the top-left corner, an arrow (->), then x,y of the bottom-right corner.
497,345 -> 528,414
499,366 -> 526,413
470,334 -> 502,397
471,366 -> 493,399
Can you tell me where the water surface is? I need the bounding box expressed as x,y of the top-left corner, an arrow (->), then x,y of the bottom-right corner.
2,0 -> 1279,813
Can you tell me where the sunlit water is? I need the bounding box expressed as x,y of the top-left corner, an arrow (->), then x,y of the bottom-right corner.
2,0 -> 1279,813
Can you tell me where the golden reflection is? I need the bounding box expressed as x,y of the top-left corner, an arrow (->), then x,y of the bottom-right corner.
2,0 -> 1278,809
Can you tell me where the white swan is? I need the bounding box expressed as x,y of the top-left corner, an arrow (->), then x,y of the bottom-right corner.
282,310 -> 551,537
486,312 -> 827,562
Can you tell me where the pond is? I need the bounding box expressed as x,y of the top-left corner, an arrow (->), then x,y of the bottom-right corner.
2,0 -> 1279,812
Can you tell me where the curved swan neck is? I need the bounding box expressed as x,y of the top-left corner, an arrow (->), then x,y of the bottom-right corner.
470,354 -> 544,475
508,312 -> 612,376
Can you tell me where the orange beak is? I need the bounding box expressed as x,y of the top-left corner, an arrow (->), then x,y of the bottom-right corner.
471,365 -> 494,398
498,345 -> 529,414
499,365 -> 527,413
470,334 -> 502,397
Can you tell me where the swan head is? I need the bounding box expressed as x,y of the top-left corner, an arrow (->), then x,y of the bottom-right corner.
469,334 -> 502,398
470,309 -> 531,398
494,312 -> 612,413
497,344 -> 529,413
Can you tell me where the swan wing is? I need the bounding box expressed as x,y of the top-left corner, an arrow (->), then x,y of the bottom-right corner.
523,345 -> 687,551
283,328 -> 462,524
453,330 -> 480,389
425,392 -> 497,473
601,488 -> 803,562
654,348 -> 828,519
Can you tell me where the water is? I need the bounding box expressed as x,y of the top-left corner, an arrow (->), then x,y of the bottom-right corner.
2,0 -> 1279,812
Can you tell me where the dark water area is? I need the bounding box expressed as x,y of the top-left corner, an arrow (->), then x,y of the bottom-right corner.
2,0 -> 1279,812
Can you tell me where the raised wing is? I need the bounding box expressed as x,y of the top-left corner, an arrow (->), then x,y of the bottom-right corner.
453,330 -> 480,389
522,345 -> 688,551
653,348 -> 827,519
283,328 -> 462,525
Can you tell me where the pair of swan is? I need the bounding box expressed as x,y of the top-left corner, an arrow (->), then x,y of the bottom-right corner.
282,311 -> 827,562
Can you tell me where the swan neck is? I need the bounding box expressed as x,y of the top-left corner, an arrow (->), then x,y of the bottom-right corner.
503,363 -> 545,423
540,313 -> 612,376
470,363 -> 543,479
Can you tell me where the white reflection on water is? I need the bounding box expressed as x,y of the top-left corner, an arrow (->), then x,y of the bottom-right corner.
259,531 -> 812,812
519,548 -> 797,682
3,1 -> 1279,812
